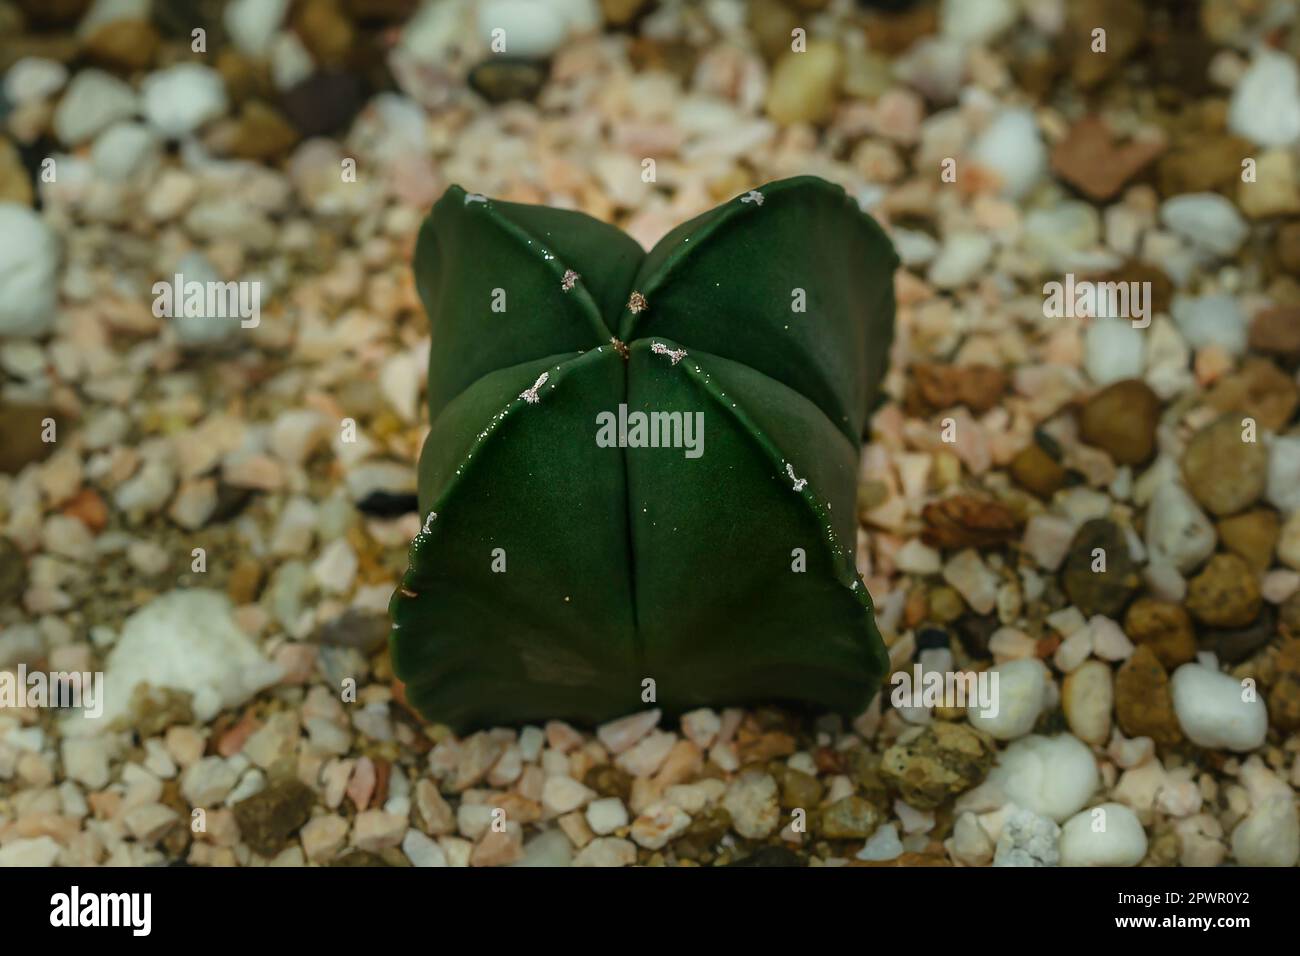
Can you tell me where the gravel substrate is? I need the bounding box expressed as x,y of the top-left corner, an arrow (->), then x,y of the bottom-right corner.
2,0 -> 1300,867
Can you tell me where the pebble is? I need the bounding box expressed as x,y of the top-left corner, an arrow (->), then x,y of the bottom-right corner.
992,805 -> 1060,867
585,796 -> 628,835
1227,48 -> 1300,148
1161,192 -> 1249,258
630,802 -> 691,849
477,0 -> 570,59
53,68 -> 137,145
0,204 -> 61,338
765,41 -> 841,126
1170,662 -> 1267,751
1123,599 -> 1196,668
573,836 -> 636,867
224,0 -> 290,57
941,548 -> 999,614
1266,436 -> 1300,515
1082,319 -> 1145,386
91,121 -> 160,181
1185,553 -> 1260,629
596,709 -> 660,755
1144,482 -> 1216,573
880,721 -> 997,809
940,0 -> 1016,45
927,233 -> 994,290
96,589 -> 281,728
141,64 -> 229,138
1172,293 -> 1248,356
1061,519 -> 1142,618
1217,509 -> 1279,573
541,775 -> 596,816
1078,379 -> 1159,466
1059,802 -> 1147,867
987,734 -> 1099,823
722,770 -> 779,839
1115,645 -> 1183,746
856,822 -> 904,862
1061,660 -> 1112,746
1231,796 -> 1300,867
1182,417 -> 1267,517
968,658 -> 1048,741
966,107 -> 1046,200
1238,149 -> 1300,218
4,57 -> 68,105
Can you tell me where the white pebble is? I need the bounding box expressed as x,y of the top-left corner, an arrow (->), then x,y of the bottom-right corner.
53,69 -> 137,145
927,233 -> 994,290
1228,48 -> 1300,148
477,0 -> 569,59
1083,318 -> 1146,385
4,57 -> 68,105
1266,435 -> 1300,515
1059,802 -> 1147,866
1160,193 -> 1248,258
1231,796 -> 1299,867
856,822 -> 904,861
1144,482 -> 1215,573
968,658 -> 1047,741
989,734 -> 1100,823
0,204 -> 61,338
1170,663 -> 1268,751
223,0 -> 290,57
967,107 -> 1046,200
141,64 -> 229,138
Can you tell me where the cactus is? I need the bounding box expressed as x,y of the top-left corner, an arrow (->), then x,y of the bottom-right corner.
390,176 -> 898,732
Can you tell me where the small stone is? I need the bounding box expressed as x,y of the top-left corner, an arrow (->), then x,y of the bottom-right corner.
1217,510 -> 1279,573
1123,598 -> 1196,668
967,107 -> 1047,200
573,836 -> 636,867
1172,293 -> 1247,356
967,658 -> 1047,741
1008,442 -> 1066,499
1161,192 -> 1248,258
1232,796 -> 1300,867
0,204 -> 60,338
53,68 -> 137,145
124,803 -> 180,844
765,41 -> 841,126
921,494 -> 1020,550
1061,660 -> 1113,746
585,797 -> 628,836
1204,357 -> 1298,432
353,810 -> 409,853
1059,802 -> 1147,867
84,19 -> 159,73
1185,553 -> 1261,629
1281,511 -> 1300,571
1227,48 -> 1300,148
300,815 -> 349,863
722,770 -> 779,839
630,802 -> 691,849
1182,417 -> 1268,517
818,796 -> 881,840
1250,306 -> 1300,363
909,362 -> 1007,415
928,233 -> 994,290
468,58 -> 548,104
1268,638 -> 1300,732
1239,150 -> 1300,218
596,709 -> 660,755
988,734 -> 1099,823
1083,318 -> 1145,386
1114,645 -> 1182,746
1078,379 -> 1160,466
0,137 -> 32,206
992,805 -> 1060,867
1061,519 -> 1142,618
1050,115 -> 1163,202
879,722 -> 996,809
1171,662 -> 1268,751
142,63 -> 228,138
942,548 -> 999,615
1145,482 -> 1216,573
4,57 -> 68,105
541,775 -> 596,816
232,778 -> 316,857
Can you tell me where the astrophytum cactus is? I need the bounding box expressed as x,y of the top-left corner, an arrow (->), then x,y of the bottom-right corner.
390,175 -> 898,732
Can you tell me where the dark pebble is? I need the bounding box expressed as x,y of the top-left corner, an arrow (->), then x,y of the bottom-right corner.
279,71 -> 364,137
727,845 -> 804,867
468,58 -> 549,104
315,608 -> 391,654
1200,605 -> 1276,665
356,490 -> 418,517
914,626 -> 950,652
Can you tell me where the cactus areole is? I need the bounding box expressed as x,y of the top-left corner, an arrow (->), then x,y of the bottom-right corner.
389,176 -> 899,732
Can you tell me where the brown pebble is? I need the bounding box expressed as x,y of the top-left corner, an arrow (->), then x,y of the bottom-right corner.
1217,509 -> 1279,572
1114,645 -> 1183,746
1009,441 -> 1067,498
1268,638 -> 1300,731
1078,378 -> 1161,465
1124,598 -> 1197,668
1051,115 -> 1164,202
1185,553 -> 1261,629
1181,416 -> 1268,517
921,494 -> 1022,550
1203,357 -> 1299,432
909,362 -> 1007,415
1250,306 -> 1300,363
83,18 -> 159,73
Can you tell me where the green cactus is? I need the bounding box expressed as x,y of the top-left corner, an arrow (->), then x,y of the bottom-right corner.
390,175 -> 898,732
